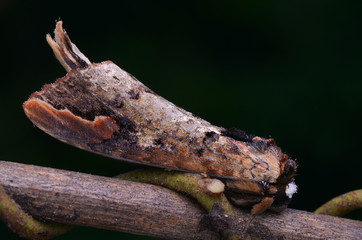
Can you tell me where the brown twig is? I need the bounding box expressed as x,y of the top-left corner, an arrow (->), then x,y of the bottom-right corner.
0,160 -> 361,239
315,189 -> 362,216
0,185 -> 73,240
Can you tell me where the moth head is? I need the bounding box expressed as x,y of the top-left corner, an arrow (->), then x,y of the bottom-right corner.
267,158 -> 297,212
224,179 -> 298,214
223,157 -> 297,214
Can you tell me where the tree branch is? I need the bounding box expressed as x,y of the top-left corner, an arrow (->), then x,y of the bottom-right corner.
0,160 -> 361,239
315,189 -> 362,216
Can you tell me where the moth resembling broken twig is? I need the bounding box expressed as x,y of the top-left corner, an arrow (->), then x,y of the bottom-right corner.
23,21 -> 297,215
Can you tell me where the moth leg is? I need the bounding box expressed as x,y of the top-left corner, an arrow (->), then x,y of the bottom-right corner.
251,196 -> 275,215
0,185 -> 72,240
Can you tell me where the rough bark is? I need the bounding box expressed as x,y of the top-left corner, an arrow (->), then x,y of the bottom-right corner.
0,160 -> 361,239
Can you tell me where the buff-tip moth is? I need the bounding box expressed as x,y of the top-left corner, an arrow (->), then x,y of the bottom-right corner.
23,21 -> 297,215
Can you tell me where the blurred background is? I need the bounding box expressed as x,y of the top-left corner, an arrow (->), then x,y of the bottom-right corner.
1,0 -> 361,239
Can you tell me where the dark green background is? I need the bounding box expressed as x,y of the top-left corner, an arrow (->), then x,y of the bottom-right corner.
1,1 -> 361,239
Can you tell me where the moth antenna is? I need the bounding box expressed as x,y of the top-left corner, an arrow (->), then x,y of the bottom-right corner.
46,21 -> 91,72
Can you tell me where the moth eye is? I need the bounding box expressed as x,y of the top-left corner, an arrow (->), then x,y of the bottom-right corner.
261,181 -> 270,192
